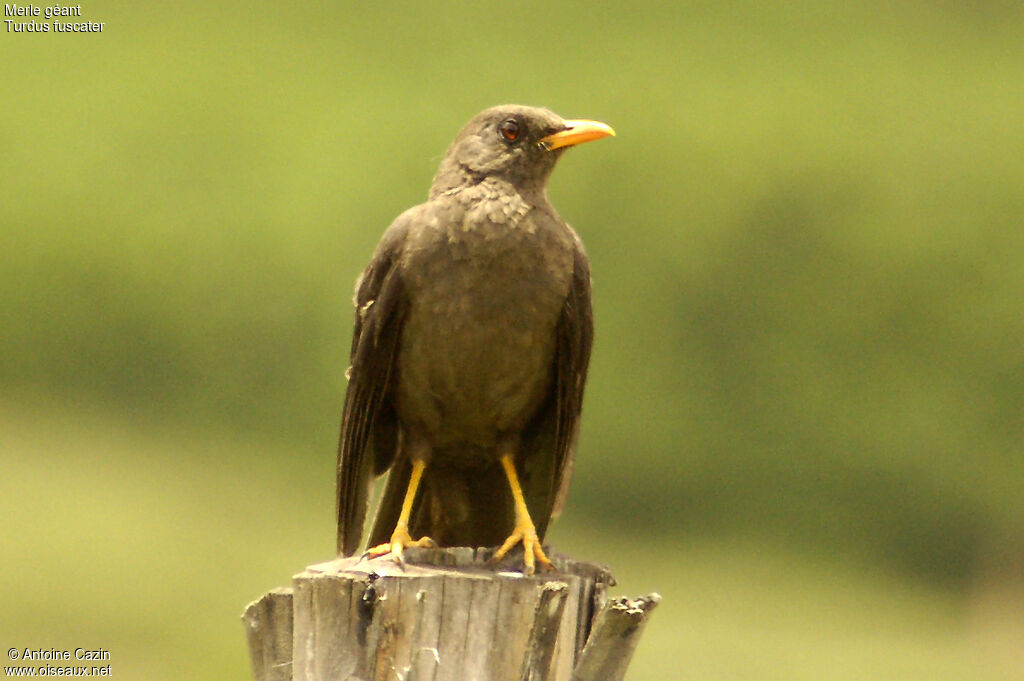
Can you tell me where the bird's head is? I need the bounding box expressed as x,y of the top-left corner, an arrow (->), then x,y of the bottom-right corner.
429,105 -> 614,198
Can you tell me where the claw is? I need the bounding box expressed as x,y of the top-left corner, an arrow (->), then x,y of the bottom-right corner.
490,521 -> 552,576
492,453 -> 555,576
360,459 -> 434,568
364,529 -> 435,568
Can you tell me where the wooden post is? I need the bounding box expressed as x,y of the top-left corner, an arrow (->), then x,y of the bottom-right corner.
242,548 -> 658,681
243,587 -> 294,681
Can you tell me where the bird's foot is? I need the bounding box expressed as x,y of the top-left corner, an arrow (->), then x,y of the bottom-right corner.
489,519 -> 552,576
363,527 -> 435,567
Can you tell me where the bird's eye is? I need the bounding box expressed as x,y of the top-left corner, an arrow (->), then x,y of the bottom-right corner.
498,118 -> 520,142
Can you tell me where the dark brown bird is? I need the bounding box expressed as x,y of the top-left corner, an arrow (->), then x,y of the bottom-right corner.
336,105 -> 613,574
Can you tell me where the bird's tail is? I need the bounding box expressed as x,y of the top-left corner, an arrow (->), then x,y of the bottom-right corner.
368,454 -> 516,550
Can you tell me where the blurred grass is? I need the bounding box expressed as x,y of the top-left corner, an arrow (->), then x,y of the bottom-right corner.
2,0 -> 1024,678
1,400 -> 1020,681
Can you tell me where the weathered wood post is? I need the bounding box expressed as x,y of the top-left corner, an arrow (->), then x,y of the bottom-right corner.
243,547 -> 658,681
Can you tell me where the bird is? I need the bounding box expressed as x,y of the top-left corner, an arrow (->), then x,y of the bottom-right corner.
336,105 -> 613,575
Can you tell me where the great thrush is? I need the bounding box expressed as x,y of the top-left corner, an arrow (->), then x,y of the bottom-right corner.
336,105 -> 613,574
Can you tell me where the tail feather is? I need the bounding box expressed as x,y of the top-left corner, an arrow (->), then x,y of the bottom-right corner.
369,458 -> 518,549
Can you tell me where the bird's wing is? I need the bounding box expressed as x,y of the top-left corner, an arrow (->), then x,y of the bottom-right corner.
524,234 -> 594,539
336,220 -> 409,556
551,235 -> 594,516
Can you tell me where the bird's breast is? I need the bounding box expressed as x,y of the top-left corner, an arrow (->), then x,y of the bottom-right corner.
395,203 -> 574,449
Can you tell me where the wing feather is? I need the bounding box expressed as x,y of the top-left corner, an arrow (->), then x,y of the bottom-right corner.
550,238 -> 594,519
335,225 -> 408,556
524,236 -> 594,539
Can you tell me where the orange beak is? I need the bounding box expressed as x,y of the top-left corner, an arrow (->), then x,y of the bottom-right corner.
539,119 -> 616,151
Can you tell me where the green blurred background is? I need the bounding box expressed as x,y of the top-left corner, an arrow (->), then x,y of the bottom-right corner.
2,1 -> 1022,679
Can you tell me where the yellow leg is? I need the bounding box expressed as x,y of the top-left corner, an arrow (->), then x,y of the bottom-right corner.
491,454 -> 552,576
364,459 -> 435,564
